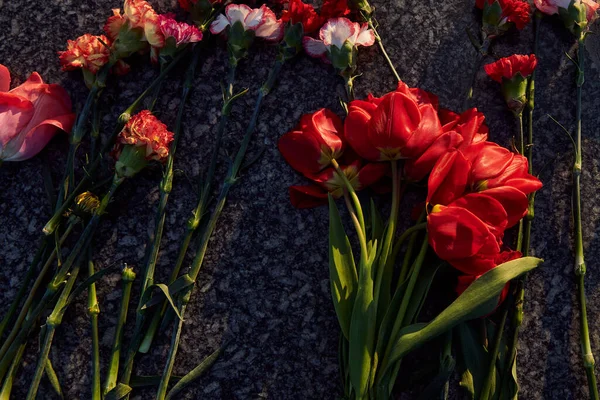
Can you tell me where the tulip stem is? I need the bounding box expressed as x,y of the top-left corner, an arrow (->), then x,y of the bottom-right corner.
368,19 -> 401,82
479,300 -> 510,400
572,36 -> 599,400
331,158 -> 366,236
155,58 -> 285,400
516,112 -> 525,253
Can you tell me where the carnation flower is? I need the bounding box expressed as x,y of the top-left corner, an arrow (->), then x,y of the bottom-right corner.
210,4 -> 284,42
476,0 -> 531,36
104,0 -> 163,55
116,110 -> 173,162
281,0 -> 323,34
485,54 -> 537,112
303,17 -> 375,71
159,14 -> 203,46
58,34 -> 111,74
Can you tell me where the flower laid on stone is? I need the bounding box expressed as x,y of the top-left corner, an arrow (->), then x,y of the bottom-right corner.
485,54 -> 537,113
476,0 -> 532,35
0,64 -> 74,162
210,4 -> 284,42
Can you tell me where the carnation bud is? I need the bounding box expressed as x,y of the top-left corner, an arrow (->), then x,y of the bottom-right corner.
227,21 -> 256,64
329,41 -> 357,74
74,191 -> 101,216
558,0 -> 594,38
500,74 -> 528,114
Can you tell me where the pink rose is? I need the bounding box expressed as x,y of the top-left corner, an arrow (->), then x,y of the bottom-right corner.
0,65 -> 75,162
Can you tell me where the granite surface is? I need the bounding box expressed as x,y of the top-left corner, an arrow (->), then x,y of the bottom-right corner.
1,0 -> 600,399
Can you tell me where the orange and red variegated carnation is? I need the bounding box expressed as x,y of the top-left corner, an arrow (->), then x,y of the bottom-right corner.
115,110 -> 174,162
484,54 -> 537,82
0,64 -> 75,162
476,0 -> 532,30
58,34 -> 111,74
281,0 -> 323,34
289,161 -> 388,208
104,0 -> 163,48
278,108 -> 345,176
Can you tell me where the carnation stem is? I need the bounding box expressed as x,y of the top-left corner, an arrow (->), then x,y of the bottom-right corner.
25,260 -> 82,400
499,13 -> 541,396
462,37 -> 490,111
42,50 -> 187,236
368,19 -> 401,82
0,237 -> 48,339
87,250 -> 102,400
572,36 -> 599,400
0,217 -> 77,366
0,178 -> 122,381
103,266 -> 136,395
155,58 -> 286,400
132,47 -> 203,356
0,343 -> 25,398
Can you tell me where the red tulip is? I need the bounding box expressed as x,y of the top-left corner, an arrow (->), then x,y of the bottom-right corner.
288,160 -> 388,208
0,65 -> 74,162
278,108 -> 345,176
344,82 -> 443,163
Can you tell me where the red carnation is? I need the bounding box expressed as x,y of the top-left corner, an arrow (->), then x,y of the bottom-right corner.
484,54 -> 537,82
476,0 -> 532,31
282,0 -> 323,34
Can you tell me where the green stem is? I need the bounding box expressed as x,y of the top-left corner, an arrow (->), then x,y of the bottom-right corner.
396,210 -> 427,291
0,343 -> 25,399
104,266 -> 136,394
0,237 -> 48,339
155,58 -> 285,400
516,112 -> 525,252
87,250 -> 101,400
0,218 -> 77,363
368,19 -> 401,82
573,36 -> 599,400
42,50 -> 187,236
343,75 -> 355,103
25,262 -> 82,400
330,158 -> 366,238
479,303 -> 509,400
378,236 -> 428,379
462,37 -> 489,111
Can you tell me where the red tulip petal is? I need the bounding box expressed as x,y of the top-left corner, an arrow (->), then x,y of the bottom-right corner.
428,205 -> 499,262
278,130 -> 325,175
479,186 -> 529,228
354,162 -> 389,190
4,113 -> 75,161
449,192 -> 508,237
427,150 -> 470,205
0,64 -> 10,92
470,143 -> 514,183
289,185 -> 329,208
403,104 -> 443,158
503,177 -> 543,196
345,104 -> 380,161
404,130 -> 462,182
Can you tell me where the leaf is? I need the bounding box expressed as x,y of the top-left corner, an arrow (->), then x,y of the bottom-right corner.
456,321 -> 488,399
141,275 -> 195,310
417,353 -> 455,400
369,199 -> 384,245
403,262 -> 442,326
379,257 -> 542,376
44,358 -> 63,399
165,342 -> 227,400
328,196 -> 358,340
146,283 -> 185,320
103,383 -> 132,400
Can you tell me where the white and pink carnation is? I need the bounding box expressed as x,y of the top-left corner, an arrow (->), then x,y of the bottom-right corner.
210,4 -> 284,42
302,17 -> 375,58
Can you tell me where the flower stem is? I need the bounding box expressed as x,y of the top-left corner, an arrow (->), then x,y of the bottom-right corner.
0,237 -> 48,339
573,36 -> 599,400
25,261 -> 82,400
87,250 -> 101,400
155,58 -> 286,400
462,37 -> 490,111
330,158 -> 366,236
0,217 -> 77,364
42,50 -> 187,236
516,112 -> 525,253
368,19 -> 401,82
103,266 -> 136,395
479,301 -> 510,400
0,342 -> 25,398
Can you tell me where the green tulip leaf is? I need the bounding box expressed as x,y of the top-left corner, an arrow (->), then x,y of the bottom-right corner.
380,257 -> 542,375
328,195 -> 358,340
